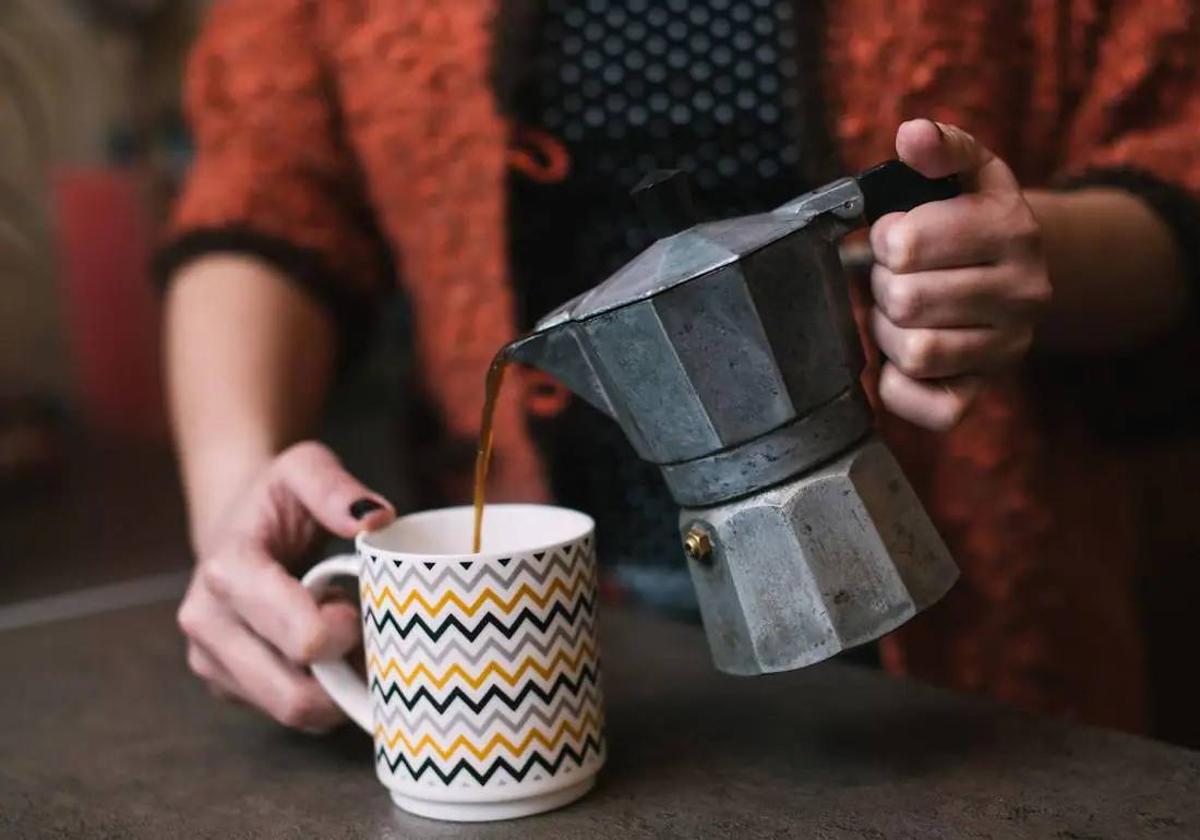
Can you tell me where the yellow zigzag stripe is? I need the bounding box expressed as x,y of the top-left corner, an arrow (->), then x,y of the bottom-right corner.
360,569 -> 590,618
374,711 -> 603,761
367,641 -> 597,690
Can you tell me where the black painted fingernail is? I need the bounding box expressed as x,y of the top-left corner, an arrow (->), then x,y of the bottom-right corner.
350,498 -> 383,519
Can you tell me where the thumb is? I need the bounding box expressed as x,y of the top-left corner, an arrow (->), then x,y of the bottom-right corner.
895,118 -> 1018,193
273,441 -> 396,538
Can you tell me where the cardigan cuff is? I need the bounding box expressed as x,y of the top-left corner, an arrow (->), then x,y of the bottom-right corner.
152,226 -> 377,364
1058,167 -> 1200,311
1051,167 -> 1200,439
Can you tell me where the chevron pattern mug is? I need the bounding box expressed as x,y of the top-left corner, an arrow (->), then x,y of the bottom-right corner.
302,504 -> 605,822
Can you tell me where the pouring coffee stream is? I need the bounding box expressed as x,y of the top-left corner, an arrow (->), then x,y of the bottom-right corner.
470,353 -> 510,553
474,161 -> 963,676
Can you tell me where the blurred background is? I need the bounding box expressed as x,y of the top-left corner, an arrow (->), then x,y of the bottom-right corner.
2,0 -> 1198,749
0,0 -> 405,606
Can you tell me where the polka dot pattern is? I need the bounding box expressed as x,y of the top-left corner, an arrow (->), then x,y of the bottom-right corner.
531,0 -> 805,221
508,1 -> 834,597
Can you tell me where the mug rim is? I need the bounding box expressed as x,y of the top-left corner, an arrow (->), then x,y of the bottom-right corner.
355,503 -> 595,564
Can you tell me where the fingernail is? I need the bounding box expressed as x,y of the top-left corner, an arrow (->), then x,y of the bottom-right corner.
349,498 -> 383,519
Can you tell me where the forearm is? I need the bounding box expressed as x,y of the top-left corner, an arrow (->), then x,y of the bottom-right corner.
164,255 -> 337,549
1027,188 -> 1193,354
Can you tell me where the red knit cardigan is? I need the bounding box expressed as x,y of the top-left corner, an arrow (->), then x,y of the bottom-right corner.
167,0 -> 1200,732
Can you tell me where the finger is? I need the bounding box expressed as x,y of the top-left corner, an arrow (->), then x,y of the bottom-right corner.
895,118 -> 1019,194
871,309 -> 1032,380
186,640 -> 241,699
878,363 -> 983,431
870,193 -> 1027,272
870,263 -> 1044,328
316,600 -> 363,660
273,441 -> 395,537
180,583 -> 344,729
189,642 -> 257,708
194,604 -> 347,732
201,543 -> 361,665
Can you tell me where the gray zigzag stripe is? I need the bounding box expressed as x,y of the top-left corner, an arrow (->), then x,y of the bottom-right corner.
361,543 -> 588,591
362,550 -> 584,590
377,686 -> 602,739
370,634 -> 596,698
370,615 -> 597,668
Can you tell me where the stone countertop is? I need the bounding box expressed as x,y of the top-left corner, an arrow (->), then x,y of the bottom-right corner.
1,601 -> 1197,840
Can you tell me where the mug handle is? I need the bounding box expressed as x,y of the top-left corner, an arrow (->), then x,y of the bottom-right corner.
301,554 -> 372,732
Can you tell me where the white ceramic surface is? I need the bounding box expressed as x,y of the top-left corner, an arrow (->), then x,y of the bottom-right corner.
303,505 -> 606,822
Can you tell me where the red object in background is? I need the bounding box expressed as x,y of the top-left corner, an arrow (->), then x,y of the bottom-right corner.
53,167 -> 166,439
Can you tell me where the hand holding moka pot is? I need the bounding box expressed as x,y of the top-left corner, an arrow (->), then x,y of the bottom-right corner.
508,161 -> 961,675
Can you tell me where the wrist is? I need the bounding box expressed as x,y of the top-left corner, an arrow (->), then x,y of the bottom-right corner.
1027,187 -> 1190,353
180,437 -> 277,554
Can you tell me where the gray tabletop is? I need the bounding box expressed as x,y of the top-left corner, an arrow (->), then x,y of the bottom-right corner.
1,601 -> 1198,839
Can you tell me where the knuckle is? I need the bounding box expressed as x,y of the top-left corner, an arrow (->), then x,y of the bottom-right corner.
185,645 -> 213,680
936,398 -> 969,431
276,685 -> 328,730
877,365 -> 903,403
931,408 -> 960,432
877,378 -> 907,418
1001,262 -> 1051,318
884,279 -> 922,325
899,331 -> 938,377
936,379 -> 982,430
199,556 -> 235,599
176,597 -> 205,639
885,224 -> 919,272
1005,205 -> 1043,253
290,621 -> 328,665
1022,269 -> 1053,310
869,217 -> 895,260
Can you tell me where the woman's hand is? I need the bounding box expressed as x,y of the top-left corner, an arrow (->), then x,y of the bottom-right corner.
868,119 -> 1052,430
176,441 -> 394,731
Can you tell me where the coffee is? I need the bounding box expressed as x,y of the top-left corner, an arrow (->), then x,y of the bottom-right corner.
471,348 -> 513,552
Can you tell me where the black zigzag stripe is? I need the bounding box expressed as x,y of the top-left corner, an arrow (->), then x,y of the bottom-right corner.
363,592 -> 596,641
370,664 -> 601,713
376,734 -> 604,784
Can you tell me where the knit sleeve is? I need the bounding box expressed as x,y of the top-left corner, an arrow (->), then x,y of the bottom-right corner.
155,0 -> 389,340
1047,0 -> 1200,433
1057,0 -> 1200,292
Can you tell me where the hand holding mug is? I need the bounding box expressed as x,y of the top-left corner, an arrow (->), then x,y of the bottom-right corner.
176,441 -> 394,731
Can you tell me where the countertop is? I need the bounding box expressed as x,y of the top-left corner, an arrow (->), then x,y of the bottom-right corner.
2,599 -> 1197,839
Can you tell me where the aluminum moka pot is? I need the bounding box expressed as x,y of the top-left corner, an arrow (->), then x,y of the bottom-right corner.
509,161 -> 961,675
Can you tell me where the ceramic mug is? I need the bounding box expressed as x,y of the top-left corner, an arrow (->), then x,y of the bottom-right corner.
302,504 -> 606,822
